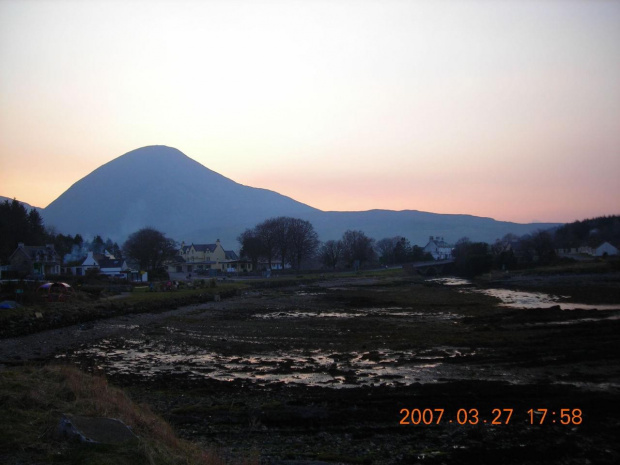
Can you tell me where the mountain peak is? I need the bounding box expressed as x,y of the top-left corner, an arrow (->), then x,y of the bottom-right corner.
42,146 -> 318,242
41,146 -> 560,246
120,145 -> 186,159
106,145 -> 196,170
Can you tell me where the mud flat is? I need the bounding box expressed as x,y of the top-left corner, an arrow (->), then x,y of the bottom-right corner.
3,273 -> 620,464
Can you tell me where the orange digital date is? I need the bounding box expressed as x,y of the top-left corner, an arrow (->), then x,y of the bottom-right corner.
399,408 -> 583,425
399,408 -> 513,425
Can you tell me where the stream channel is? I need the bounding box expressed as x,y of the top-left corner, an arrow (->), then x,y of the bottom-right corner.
60,278 -> 620,390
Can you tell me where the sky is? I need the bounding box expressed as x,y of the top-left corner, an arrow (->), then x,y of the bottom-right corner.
1,0 -> 619,224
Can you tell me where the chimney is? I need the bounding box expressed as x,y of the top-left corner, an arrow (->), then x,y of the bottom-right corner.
18,242 -> 24,249
429,236 -> 434,241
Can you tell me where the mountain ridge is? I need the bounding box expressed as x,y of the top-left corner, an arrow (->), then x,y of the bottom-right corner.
16,145 -> 561,247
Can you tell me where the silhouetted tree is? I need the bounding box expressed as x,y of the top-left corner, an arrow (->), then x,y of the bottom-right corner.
319,240 -> 343,270
341,229 -> 376,268
51,233 -> 75,260
491,238 -> 517,270
272,217 -> 293,268
255,218 -> 280,269
453,239 -> 492,277
410,245 -> 433,262
393,237 -> 412,264
522,230 -> 556,265
92,235 -> 105,254
238,228 -> 264,271
376,237 -> 399,265
240,217 -> 320,271
0,199 -> 48,261
288,218 -> 319,270
123,227 -> 177,272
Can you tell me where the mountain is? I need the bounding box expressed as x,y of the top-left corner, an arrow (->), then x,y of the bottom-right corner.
41,145 -> 560,247
0,196 -> 42,213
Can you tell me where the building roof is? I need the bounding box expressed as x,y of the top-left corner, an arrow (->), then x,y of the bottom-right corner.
424,237 -> 451,249
595,241 -> 619,251
98,257 -> 125,269
181,243 -> 218,254
225,250 -> 239,260
10,244 -> 60,263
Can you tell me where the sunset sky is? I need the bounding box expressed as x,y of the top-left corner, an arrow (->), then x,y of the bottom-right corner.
1,0 -> 619,224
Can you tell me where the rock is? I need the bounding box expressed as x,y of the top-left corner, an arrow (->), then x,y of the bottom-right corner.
56,414 -> 138,444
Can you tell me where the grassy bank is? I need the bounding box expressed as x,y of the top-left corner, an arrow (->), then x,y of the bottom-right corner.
0,364 -> 254,465
0,283 -> 247,339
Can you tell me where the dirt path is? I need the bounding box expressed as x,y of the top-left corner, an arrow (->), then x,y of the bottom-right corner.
0,276 -> 368,364
0,300 -> 226,364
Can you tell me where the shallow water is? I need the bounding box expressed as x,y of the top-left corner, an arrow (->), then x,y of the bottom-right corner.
253,307 -> 462,320
63,340 -> 481,388
428,277 -> 620,310
63,336 -> 616,390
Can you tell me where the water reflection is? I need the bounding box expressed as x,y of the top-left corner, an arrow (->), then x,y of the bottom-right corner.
428,277 -> 620,310
253,307 -> 462,320
65,340 -> 477,388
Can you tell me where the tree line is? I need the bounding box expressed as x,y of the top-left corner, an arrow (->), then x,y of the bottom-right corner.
238,217 -> 320,271
0,199 -> 128,264
238,218 -> 435,271
6,196 -> 615,278
2,198 -> 434,275
451,215 -> 620,277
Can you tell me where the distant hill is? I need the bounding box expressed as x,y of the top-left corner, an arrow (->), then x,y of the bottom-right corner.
0,196 -> 42,213
553,215 -> 620,248
39,145 -> 560,247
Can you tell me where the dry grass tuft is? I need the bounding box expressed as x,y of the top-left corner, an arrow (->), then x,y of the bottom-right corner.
0,364 -> 256,465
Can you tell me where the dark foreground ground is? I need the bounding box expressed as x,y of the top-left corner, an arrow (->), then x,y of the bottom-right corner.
2,272 -> 620,464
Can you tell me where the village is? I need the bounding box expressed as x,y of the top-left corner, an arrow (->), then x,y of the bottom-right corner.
1,231 -> 618,286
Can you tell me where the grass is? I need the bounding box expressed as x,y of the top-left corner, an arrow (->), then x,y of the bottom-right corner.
126,283 -> 247,303
481,257 -> 620,279
0,282 -> 250,338
0,364 -> 256,465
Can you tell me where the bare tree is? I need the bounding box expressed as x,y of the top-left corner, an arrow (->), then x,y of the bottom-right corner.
273,216 -> 293,268
376,236 -> 400,265
238,228 -> 263,270
341,229 -> 376,268
288,218 -> 319,270
255,218 -> 280,269
319,240 -> 343,270
240,216 -> 319,271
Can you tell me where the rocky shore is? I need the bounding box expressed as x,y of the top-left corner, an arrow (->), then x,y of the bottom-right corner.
2,273 -> 620,464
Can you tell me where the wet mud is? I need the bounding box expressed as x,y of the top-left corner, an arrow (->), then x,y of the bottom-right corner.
4,274 -> 620,464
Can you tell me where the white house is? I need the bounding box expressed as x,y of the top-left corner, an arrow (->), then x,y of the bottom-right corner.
594,242 -> 619,257
423,236 -> 453,260
68,251 -> 132,278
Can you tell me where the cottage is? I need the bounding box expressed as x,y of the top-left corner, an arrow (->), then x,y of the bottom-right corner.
555,247 -> 580,257
170,239 -> 252,275
8,243 -> 61,278
422,236 -> 453,260
257,259 -> 290,271
593,242 -> 619,257
67,251 -> 134,279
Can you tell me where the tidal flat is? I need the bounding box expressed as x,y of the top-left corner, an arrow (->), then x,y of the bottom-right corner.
3,272 -> 620,464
